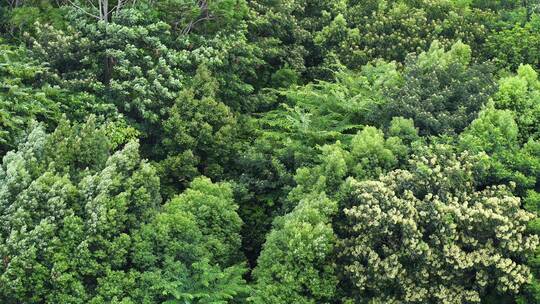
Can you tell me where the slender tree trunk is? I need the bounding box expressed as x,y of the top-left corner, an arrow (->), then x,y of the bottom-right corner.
65,0 -> 122,84
101,0 -> 113,85
523,0 -> 533,22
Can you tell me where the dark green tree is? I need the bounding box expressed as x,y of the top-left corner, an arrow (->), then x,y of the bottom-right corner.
0,42 -> 115,156
130,177 -> 248,303
385,41 -> 496,136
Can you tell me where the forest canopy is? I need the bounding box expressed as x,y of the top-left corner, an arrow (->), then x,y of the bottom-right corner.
1,0 -> 540,303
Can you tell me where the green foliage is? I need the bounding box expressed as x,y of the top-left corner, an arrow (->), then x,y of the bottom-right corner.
315,0 -> 495,69
458,105 -> 540,194
231,65 -> 398,264
520,187 -> 540,303
340,147 -> 539,303
349,126 -> 404,180
0,43 -> 115,155
241,113 -> 419,280
385,41 -> 497,135
270,67 -> 300,88
22,4 -> 263,195
288,142 -> 351,205
471,0 -> 521,11
287,118 -> 420,209
131,177 -> 248,303
257,62 -> 400,161
229,126 -> 297,267
0,43 -> 56,153
460,105 -> 519,155
2,1 -> 540,303
458,66 -> 540,302
1,0 -> 66,36
0,119 -> 250,303
154,0 -> 248,34
250,193 -> 338,304
485,18 -> 540,71
158,66 -> 238,197
260,40 -> 496,142
492,64 -> 540,142
0,118 -> 161,303
247,0 -> 343,80
166,177 -> 243,266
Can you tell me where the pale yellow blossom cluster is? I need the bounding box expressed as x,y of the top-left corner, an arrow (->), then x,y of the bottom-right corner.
341,152 -> 538,303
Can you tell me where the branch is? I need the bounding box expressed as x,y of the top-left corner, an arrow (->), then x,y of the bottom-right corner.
114,0 -> 124,15
66,0 -> 101,19
5,0 -> 17,9
84,0 -> 98,12
181,15 -> 214,35
181,0 -> 213,35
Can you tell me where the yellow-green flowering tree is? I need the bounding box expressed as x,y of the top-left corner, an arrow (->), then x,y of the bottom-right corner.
341,147 -> 538,303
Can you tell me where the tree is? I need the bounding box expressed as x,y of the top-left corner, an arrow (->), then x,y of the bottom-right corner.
130,177 -> 248,303
247,0 -> 344,81
158,66 -> 238,197
0,0 -> 66,36
384,41 -> 496,136
249,114 -> 423,302
25,5 -> 260,194
458,105 -> 540,195
158,0 -> 249,35
250,193 -> 338,304
4,2 -> 540,303
349,126 -> 405,180
485,19 -> 540,71
315,0 -> 495,69
254,62 -> 401,168
492,64 -> 540,143
0,118 -> 161,303
231,65 -> 396,265
459,112 -> 540,303
0,118 -> 250,303
340,146 -> 539,303
165,177 -> 243,266
0,42 -> 115,156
